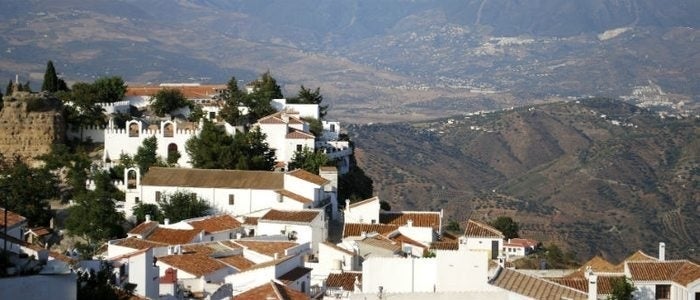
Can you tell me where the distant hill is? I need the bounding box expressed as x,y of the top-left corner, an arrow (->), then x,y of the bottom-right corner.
349,99 -> 699,262
1,1 -> 698,122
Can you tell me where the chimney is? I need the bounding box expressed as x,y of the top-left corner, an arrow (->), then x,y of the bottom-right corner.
406,219 -> 413,227
659,242 -> 665,261
198,231 -> 204,242
164,218 -> 170,225
588,274 -> 598,300
345,199 -> 350,212
360,231 -> 367,239
167,246 -> 174,255
145,214 -> 151,222
273,253 -> 279,260
235,233 -> 242,240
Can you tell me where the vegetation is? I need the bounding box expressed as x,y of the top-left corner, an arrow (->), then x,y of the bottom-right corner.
156,191 -> 211,223
150,88 -> 190,117
444,220 -> 461,233
77,261 -> 135,300
289,85 -> 328,119
0,156 -> 57,226
133,136 -> 161,173
132,203 -> 164,224
219,76 -> 246,126
185,120 -> 275,170
289,146 -> 329,174
607,277 -> 635,300
92,76 -> 127,103
490,216 -> 519,239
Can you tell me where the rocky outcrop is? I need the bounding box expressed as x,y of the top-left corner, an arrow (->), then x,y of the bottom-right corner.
0,91 -> 65,164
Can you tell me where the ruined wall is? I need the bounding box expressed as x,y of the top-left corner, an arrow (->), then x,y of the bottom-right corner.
0,92 -> 65,164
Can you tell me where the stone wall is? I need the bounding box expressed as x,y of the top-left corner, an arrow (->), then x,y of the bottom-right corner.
0,92 -> 65,164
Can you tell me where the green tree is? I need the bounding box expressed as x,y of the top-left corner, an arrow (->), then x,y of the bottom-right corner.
62,82 -> 106,139
5,80 -> 12,95
490,216 -> 519,239
289,85 -> 328,118
219,76 -> 246,126
607,277 -> 635,300
77,261 -> 135,300
445,220 -> 461,233
238,128 -> 276,171
150,88 -> 189,117
65,183 -> 125,257
188,104 -> 204,122
157,191 -> 210,223
41,60 -> 59,92
132,203 -> 163,224
244,71 -> 281,121
134,136 -> 159,174
186,120 -> 236,169
289,146 -> 328,174
303,117 -> 323,137
0,157 -> 56,226
380,200 -> 391,211
92,76 -> 126,103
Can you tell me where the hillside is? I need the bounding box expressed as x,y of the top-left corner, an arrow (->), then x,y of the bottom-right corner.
349,99 -> 699,262
1,1 -> 698,122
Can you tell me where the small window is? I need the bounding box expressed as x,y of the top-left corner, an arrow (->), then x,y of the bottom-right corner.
210,236 -> 214,241
296,144 -> 303,152
155,191 -> 161,201
656,285 -> 670,300
330,124 -> 336,132
228,195 -> 235,205
135,197 -> 140,203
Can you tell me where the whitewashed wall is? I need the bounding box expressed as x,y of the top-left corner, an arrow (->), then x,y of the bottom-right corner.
343,198 -> 380,224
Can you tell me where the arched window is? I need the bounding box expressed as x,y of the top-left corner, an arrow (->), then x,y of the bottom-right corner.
163,123 -> 174,137
128,123 -> 139,137
167,143 -> 180,165
127,169 -> 138,189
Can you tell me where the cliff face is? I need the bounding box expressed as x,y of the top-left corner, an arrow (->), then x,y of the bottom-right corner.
0,92 -> 65,164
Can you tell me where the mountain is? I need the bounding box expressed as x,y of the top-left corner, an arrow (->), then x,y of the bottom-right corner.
349,99 -> 699,262
1,1 -> 698,122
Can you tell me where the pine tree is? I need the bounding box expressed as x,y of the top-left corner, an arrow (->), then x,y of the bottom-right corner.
41,60 -> 59,92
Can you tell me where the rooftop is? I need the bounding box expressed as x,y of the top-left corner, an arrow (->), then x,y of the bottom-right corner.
145,227 -> 201,245
549,275 -> 623,295
233,280 -> 308,300
277,266 -> 312,284
111,237 -> 168,250
464,219 -> 504,238
141,167 -> 284,189
126,84 -> 226,99
275,190 -> 313,204
187,215 -> 241,233
235,240 -> 299,258
217,255 -> 256,271
158,253 -> 228,277
342,223 -> 398,238
627,260 -> 700,285
490,268 -> 587,300
261,209 -> 320,223
326,272 -> 362,291
128,221 -> 159,237
0,208 -> 26,228
379,211 -> 441,230
287,169 -> 329,186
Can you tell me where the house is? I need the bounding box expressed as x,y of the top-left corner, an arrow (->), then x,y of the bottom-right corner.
502,238 -> 539,257
343,197 -> 380,224
324,272 -> 362,299
0,207 -> 27,241
256,209 -> 327,255
233,280 -> 309,300
461,219 -> 505,259
489,267 -> 589,299
256,111 -> 315,168
307,242 -> 359,281
110,247 -> 160,299
123,167 -> 338,220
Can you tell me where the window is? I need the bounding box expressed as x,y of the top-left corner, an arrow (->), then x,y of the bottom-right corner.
656,284 -> 670,299
229,194 -> 235,205
296,144 -> 303,152
135,197 -> 140,203
330,124 -> 336,132
155,191 -> 161,201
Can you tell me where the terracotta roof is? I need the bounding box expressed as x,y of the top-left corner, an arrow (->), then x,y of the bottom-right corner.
322,242 -> 354,256
145,228 -> 201,245
112,237 -> 168,250
390,233 -> 427,248
627,260 -> 700,285
233,280 -> 309,300
235,240 -> 299,258
126,85 -> 226,99
348,196 -> 378,208
141,167 -> 284,189
359,235 -> 401,253
242,217 -> 259,225
577,256 -> 619,274
464,219 -> 504,238
276,190 -> 313,204
27,227 -> 51,236
623,250 -> 657,262
261,209 -> 320,223
505,238 -> 539,248
286,129 -> 315,139
490,268 -> 588,300
217,255 -> 256,271
380,212 -> 441,230
0,208 -> 26,228
430,241 -> 459,250
187,215 -> 241,233
287,169 -> 329,186
343,223 -> 398,238
326,272 -> 362,291
278,266 -> 312,284
128,221 -> 159,237
440,232 -> 459,241
549,276 -> 623,295
158,253 -> 228,277
181,241 -> 240,256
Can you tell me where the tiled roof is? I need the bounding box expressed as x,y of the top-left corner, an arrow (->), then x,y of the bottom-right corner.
359,235 -> 401,253
278,266 -> 312,284
576,256 -> 620,274
549,276 -> 622,295
623,250 -> 656,262
126,85 -> 226,99
141,167 -> 284,189
348,196 -> 378,208
158,253 -> 228,277
112,237 -> 168,250
217,255 -> 255,271
286,129 -> 315,139
490,268 -> 588,300
0,208 -> 26,228
187,215 -> 241,233
145,228 -> 201,245
390,233 -> 427,248
276,190 -> 313,204
429,241 -> 459,250
321,242 -> 354,256
261,209 -> 320,223
440,231 -> 459,241
628,260 -> 700,285
242,217 -> 259,225
379,212 -> 441,230
128,221 -> 159,237
326,272 -> 362,291
27,227 -> 51,236
504,238 -> 539,248
464,219 -> 504,238
287,169 -> 329,186
233,280 -> 309,300
342,223 -> 398,238
235,240 -> 299,258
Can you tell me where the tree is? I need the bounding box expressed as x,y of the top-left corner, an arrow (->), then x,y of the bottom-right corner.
608,277 -> 635,300
236,128 -> 276,171
244,71 -> 281,121
219,76 -> 246,126
77,261 -> 135,300
490,216 -> 519,239
134,136 -> 159,174
289,146 -> 328,174
62,82 -> 106,138
132,203 -> 163,224
5,80 -> 12,95
157,191 -> 210,223
150,88 -> 189,117
445,220 -> 461,233
303,117 -> 323,137
289,85 -> 328,118
0,157 -> 56,226
41,60 -> 59,92
185,120 -> 275,170
92,76 -> 126,103
188,104 -> 204,122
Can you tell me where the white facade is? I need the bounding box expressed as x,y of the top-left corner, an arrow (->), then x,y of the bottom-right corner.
271,99 -> 320,119
343,198 -> 381,224
257,210 -> 327,254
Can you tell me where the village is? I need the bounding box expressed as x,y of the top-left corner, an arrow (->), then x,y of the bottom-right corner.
0,79 -> 699,300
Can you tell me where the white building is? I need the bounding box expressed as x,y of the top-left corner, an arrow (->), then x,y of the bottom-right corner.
256,111 -> 315,168
110,247 -> 160,299
122,167 -> 338,220
257,209 -> 327,255
461,219 -> 504,260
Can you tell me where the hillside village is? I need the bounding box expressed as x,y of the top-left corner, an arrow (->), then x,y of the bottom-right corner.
0,73 -> 698,300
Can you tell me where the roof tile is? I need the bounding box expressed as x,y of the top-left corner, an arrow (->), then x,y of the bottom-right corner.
490,268 -> 588,300
0,208 -> 26,228
287,169 -> 329,186
380,212 -> 441,230
233,280 -> 308,300
187,215 -> 241,233
464,219 -> 504,238
261,209 -> 320,223
326,272 -> 362,291
141,167 -> 284,189
342,223 -> 398,238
